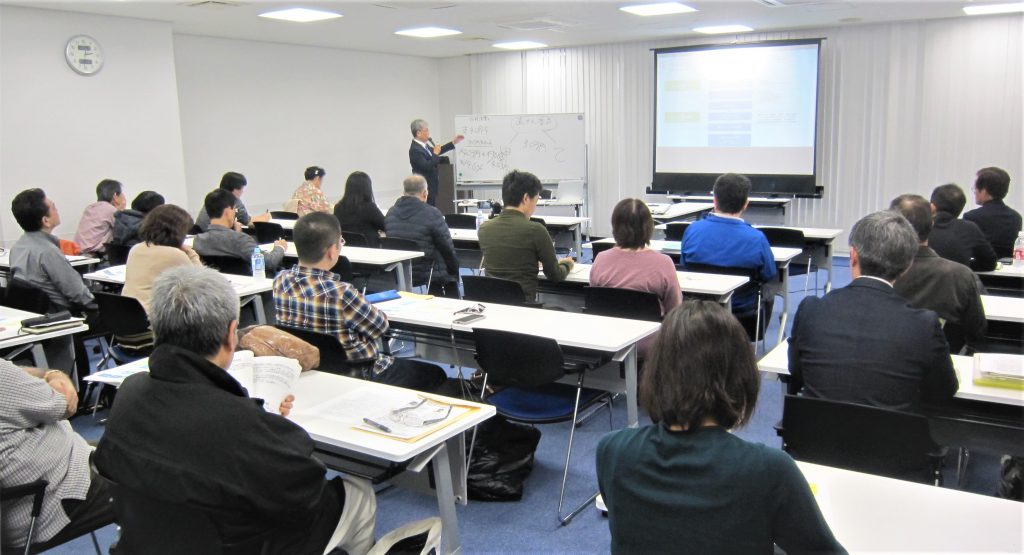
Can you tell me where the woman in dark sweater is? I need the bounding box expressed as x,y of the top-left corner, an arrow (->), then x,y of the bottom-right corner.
333,171 -> 385,248
596,300 -> 844,554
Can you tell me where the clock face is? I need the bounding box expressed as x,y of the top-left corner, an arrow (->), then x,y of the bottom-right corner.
65,35 -> 103,75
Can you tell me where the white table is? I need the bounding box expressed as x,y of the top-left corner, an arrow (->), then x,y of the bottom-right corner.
537,263 -> 749,308
0,251 -> 99,270
268,218 -> 296,230
0,306 -> 88,368
645,202 -> 714,223
982,294 -> 1024,323
758,339 -> 1024,407
84,265 -> 274,324
377,296 -> 660,427
978,263 -> 1024,279
267,242 -> 424,292
797,461 -> 1023,553
447,216 -> 590,256
456,198 -> 584,217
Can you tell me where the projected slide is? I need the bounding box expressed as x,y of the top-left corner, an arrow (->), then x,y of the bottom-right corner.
655,42 -> 819,177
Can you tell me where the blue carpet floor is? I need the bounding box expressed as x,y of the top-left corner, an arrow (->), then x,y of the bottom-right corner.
57,254 -> 1006,554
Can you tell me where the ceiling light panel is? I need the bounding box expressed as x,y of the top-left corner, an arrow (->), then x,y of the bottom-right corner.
693,24 -> 755,34
620,2 -> 697,16
395,27 -> 462,38
493,41 -> 548,50
963,2 -> 1024,15
258,8 -> 342,23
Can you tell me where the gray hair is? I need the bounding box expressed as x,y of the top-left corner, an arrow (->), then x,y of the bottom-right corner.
403,174 -> 427,195
410,119 -> 428,137
150,266 -> 240,357
849,210 -> 918,281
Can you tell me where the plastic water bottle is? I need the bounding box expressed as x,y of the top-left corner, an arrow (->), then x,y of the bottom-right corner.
1013,231 -> 1024,268
251,247 -> 266,279
475,209 -> 486,230
568,247 -> 577,262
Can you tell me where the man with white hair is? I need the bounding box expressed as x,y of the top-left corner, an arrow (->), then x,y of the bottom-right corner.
96,266 -> 376,554
408,118 -> 463,206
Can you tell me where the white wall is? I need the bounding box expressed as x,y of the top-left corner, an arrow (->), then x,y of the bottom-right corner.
173,35 -> 444,215
466,15 -> 1024,243
0,6 -> 188,244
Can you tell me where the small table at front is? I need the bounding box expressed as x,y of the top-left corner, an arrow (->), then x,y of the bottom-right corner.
797,461 -> 1023,552
586,239 -> 802,343
646,202 -> 714,223
537,263 -> 749,308
84,265 -> 274,324
377,296 -> 660,427
267,242 -> 424,292
0,306 -> 89,368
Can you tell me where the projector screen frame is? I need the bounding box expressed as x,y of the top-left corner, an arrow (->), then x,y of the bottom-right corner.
651,38 -> 825,198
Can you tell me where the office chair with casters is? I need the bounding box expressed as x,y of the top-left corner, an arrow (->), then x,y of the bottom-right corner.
779,395 -> 947,485
663,221 -> 690,242
444,213 -> 477,229
341,231 -> 369,248
252,222 -> 285,244
472,328 -> 611,525
589,241 -> 614,261
0,479 -> 108,555
462,275 -> 533,307
679,262 -> 768,349
274,324 -> 373,378
759,227 -> 816,295
269,211 -> 298,220
583,287 -> 662,322
103,242 -> 131,266
199,255 -> 253,276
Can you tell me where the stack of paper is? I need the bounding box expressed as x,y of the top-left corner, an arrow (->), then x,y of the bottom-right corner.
973,353 -> 1024,390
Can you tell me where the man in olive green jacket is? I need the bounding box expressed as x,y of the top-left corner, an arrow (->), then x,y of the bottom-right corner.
478,170 -> 574,303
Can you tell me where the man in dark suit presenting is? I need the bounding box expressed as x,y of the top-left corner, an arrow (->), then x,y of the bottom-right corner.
409,119 -> 463,206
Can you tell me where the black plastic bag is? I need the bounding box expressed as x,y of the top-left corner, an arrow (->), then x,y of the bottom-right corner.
466,415 -> 541,501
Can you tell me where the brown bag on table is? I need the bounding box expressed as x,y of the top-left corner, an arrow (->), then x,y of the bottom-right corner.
237,325 -> 319,371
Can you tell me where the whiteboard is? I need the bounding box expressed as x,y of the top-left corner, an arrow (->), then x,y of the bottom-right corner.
454,113 -> 586,183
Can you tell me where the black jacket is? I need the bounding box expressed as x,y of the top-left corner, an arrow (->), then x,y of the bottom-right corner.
963,199 -> 1023,258
788,277 -> 959,412
929,211 -> 998,271
385,195 -> 460,286
334,201 -> 385,248
94,345 -> 344,554
111,209 -> 145,247
409,140 -> 454,204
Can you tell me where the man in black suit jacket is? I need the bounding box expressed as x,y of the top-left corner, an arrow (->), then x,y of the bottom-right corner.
963,167 -> 1022,258
788,210 -> 959,412
409,118 -> 463,207
928,183 -> 997,271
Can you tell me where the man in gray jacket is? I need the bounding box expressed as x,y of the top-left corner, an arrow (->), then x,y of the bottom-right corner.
193,189 -> 287,273
385,175 -> 460,296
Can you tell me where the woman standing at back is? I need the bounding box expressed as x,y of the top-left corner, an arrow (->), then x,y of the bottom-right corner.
334,171 -> 385,248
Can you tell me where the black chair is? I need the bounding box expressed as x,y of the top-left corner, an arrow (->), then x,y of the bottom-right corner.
663,221 -> 690,242
189,224 -> 203,236
779,395 -> 947,485
93,292 -> 151,368
103,242 -> 131,266
341,231 -> 370,248
252,222 -> 285,244
473,328 -> 611,525
760,227 -> 816,295
269,211 -> 298,220
462,275 -> 530,306
679,262 -> 768,346
275,324 -> 373,378
380,237 -> 420,253
331,255 -> 355,284
583,287 -> 662,322
590,241 -> 614,261
199,255 -> 252,276
3,279 -> 52,314
0,479 -> 107,555
109,481 -> 268,555
539,188 -> 553,200
444,213 -> 477,229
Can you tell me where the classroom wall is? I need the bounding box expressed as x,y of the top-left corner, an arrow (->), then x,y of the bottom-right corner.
173,35 -> 445,215
0,5 -> 188,245
465,14 -> 1024,243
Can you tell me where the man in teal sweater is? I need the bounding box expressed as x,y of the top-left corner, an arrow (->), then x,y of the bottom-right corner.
477,170 -> 574,303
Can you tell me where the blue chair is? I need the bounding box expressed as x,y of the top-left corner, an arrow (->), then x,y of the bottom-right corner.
473,328 -> 611,525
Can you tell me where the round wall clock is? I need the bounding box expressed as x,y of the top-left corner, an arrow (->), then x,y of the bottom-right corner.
65,35 -> 104,75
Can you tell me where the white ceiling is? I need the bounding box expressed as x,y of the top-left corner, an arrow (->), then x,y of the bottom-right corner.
4,0 -> 997,58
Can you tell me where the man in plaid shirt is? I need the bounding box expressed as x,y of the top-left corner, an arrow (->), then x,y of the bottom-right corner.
273,212 -> 446,391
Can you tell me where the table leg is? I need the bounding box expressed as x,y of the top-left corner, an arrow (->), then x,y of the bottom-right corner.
776,265 -> 790,344
242,295 -> 267,324
823,241 -> 834,293
447,435 -> 468,505
623,346 -> 638,427
572,225 -> 583,257
386,262 -> 410,291
30,343 -> 49,368
432,442 -> 462,555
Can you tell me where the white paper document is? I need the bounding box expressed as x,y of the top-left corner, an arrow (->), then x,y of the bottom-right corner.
227,351 -> 302,413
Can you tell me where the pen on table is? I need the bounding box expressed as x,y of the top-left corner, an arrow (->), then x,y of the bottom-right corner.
362,417 -> 392,433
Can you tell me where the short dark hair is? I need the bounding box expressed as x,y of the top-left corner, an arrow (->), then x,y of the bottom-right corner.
640,300 -> 760,429
889,194 -> 932,242
139,204 -> 193,248
975,167 -> 1011,200
713,173 -> 752,214
610,198 -> 654,249
930,183 -> 966,217
294,212 -> 340,265
219,172 -> 247,192
96,179 -> 122,203
501,170 -> 543,207
204,189 -> 236,220
304,166 -> 326,181
11,188 -> 49,232
131,191 -> 165,213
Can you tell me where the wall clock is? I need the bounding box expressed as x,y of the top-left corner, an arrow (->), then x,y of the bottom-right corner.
65,35 -> 104,75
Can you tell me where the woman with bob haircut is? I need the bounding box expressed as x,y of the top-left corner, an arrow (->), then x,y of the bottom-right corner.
596,301 -> 843,554
123,204 -> 203,313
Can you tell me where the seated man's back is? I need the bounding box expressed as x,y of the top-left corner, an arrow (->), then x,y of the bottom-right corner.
194,189 -> 285,271
962,167 -> 1022,258
384,175 -> 460,291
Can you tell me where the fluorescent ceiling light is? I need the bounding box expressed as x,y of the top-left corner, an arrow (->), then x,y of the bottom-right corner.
395,27 -> 462,38
620,2 -> 697,16
962,2 -> 1024,15
693,24 -> 754,34
258,8 -> 342,23
493,41 -> 548,50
